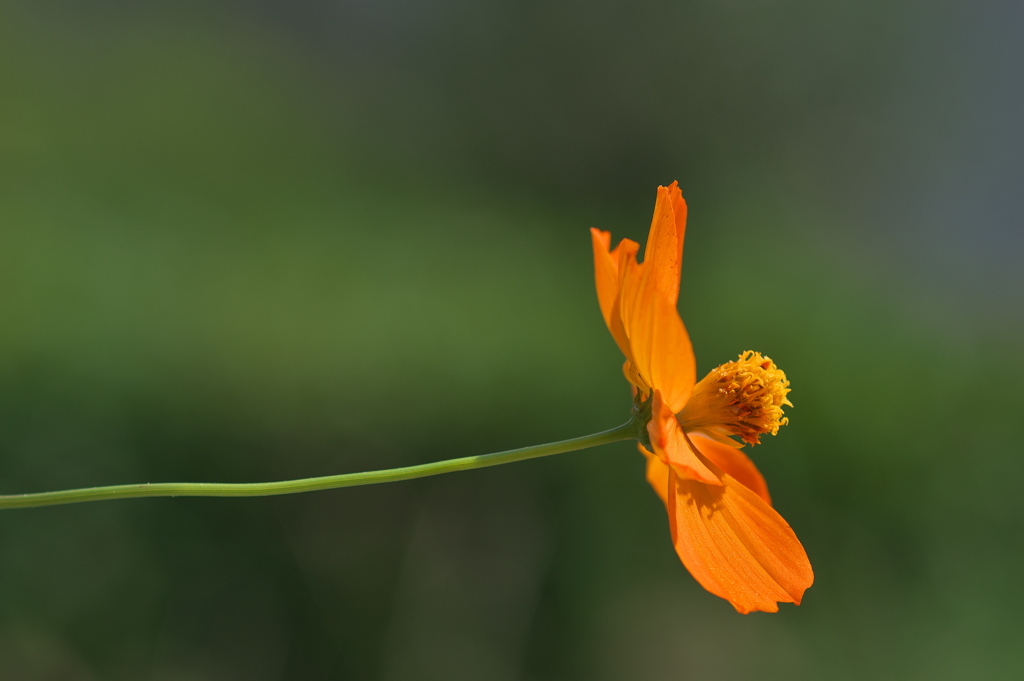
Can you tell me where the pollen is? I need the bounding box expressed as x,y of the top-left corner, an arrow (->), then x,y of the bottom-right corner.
677,351 -> 792,445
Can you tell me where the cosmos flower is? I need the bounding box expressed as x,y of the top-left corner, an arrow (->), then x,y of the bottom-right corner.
590,183 -> 813,613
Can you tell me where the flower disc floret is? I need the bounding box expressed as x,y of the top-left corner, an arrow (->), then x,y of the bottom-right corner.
677,351 -> 792,445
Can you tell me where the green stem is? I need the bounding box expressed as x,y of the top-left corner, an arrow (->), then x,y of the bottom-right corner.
0,421 -> 639,510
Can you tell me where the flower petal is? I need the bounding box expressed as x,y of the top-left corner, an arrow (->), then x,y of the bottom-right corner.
616,256 -> 696,412
590,228 -> 620,333
590,228 -> 638,366
668,468 -> 813,614
689,434 -> 772,506
640,444 -> 670,507
648,391 -> 721,486
642,182 -> 688,308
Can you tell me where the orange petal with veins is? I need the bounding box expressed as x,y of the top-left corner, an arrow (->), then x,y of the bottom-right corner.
616,255 -> 695,412
648,391 -> 720,486
668,467 -> 813,614
689,434 -> 771,506
590,228 -> 638,365
642,182 -> 688,308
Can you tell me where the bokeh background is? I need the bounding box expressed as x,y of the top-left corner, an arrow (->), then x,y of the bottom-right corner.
1,0 -> 1022,679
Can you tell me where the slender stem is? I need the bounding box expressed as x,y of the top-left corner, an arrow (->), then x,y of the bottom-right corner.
0,421 -> 638,510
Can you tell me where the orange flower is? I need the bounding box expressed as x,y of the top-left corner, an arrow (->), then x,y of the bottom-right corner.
590,182 -> 813,613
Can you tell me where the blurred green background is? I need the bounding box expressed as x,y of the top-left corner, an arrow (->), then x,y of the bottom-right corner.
1,0 -> 1022,679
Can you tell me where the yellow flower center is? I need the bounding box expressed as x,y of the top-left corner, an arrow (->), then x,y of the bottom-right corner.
677,351 -> 792,445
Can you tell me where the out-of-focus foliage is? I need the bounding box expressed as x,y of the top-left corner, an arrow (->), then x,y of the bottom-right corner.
1,1 -> 1021,679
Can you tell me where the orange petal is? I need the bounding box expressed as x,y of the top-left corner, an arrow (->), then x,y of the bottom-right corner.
642,182 -> 688,308
668,468 -> 814,614
590,228 -> 638,364
590,228 -> 619,332
616,257 -> 696,412
640,444 -> 670,507
620,360 -> 651,399
648,391 -> 721,486
689,434 -> 772,506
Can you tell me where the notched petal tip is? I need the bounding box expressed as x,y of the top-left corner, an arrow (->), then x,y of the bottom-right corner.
592,229 -> 637,362
589,228 -> 614,268
591,228 -> 617,321
643,183 -> 688,308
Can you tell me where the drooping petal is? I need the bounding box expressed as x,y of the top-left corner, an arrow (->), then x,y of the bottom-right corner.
667,467 -> 813,614
640,444 -> 670,507
590,228 -> 638,365
616,257 -> 696,412
689,434 -> 771,506
648,390 -> 721,486
642,182 -> 688,308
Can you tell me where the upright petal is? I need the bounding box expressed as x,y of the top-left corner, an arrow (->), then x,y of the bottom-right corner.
590,228 -> 620,331
689,434 -> 772,506
648,391 -> 721,486
616,257 -> 696,412
642,182 -> 688,307
668,468 -> 813,614
590,228 -> 639,365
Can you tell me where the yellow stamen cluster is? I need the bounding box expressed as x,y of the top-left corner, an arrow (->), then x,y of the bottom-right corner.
677,351 -> 792,445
